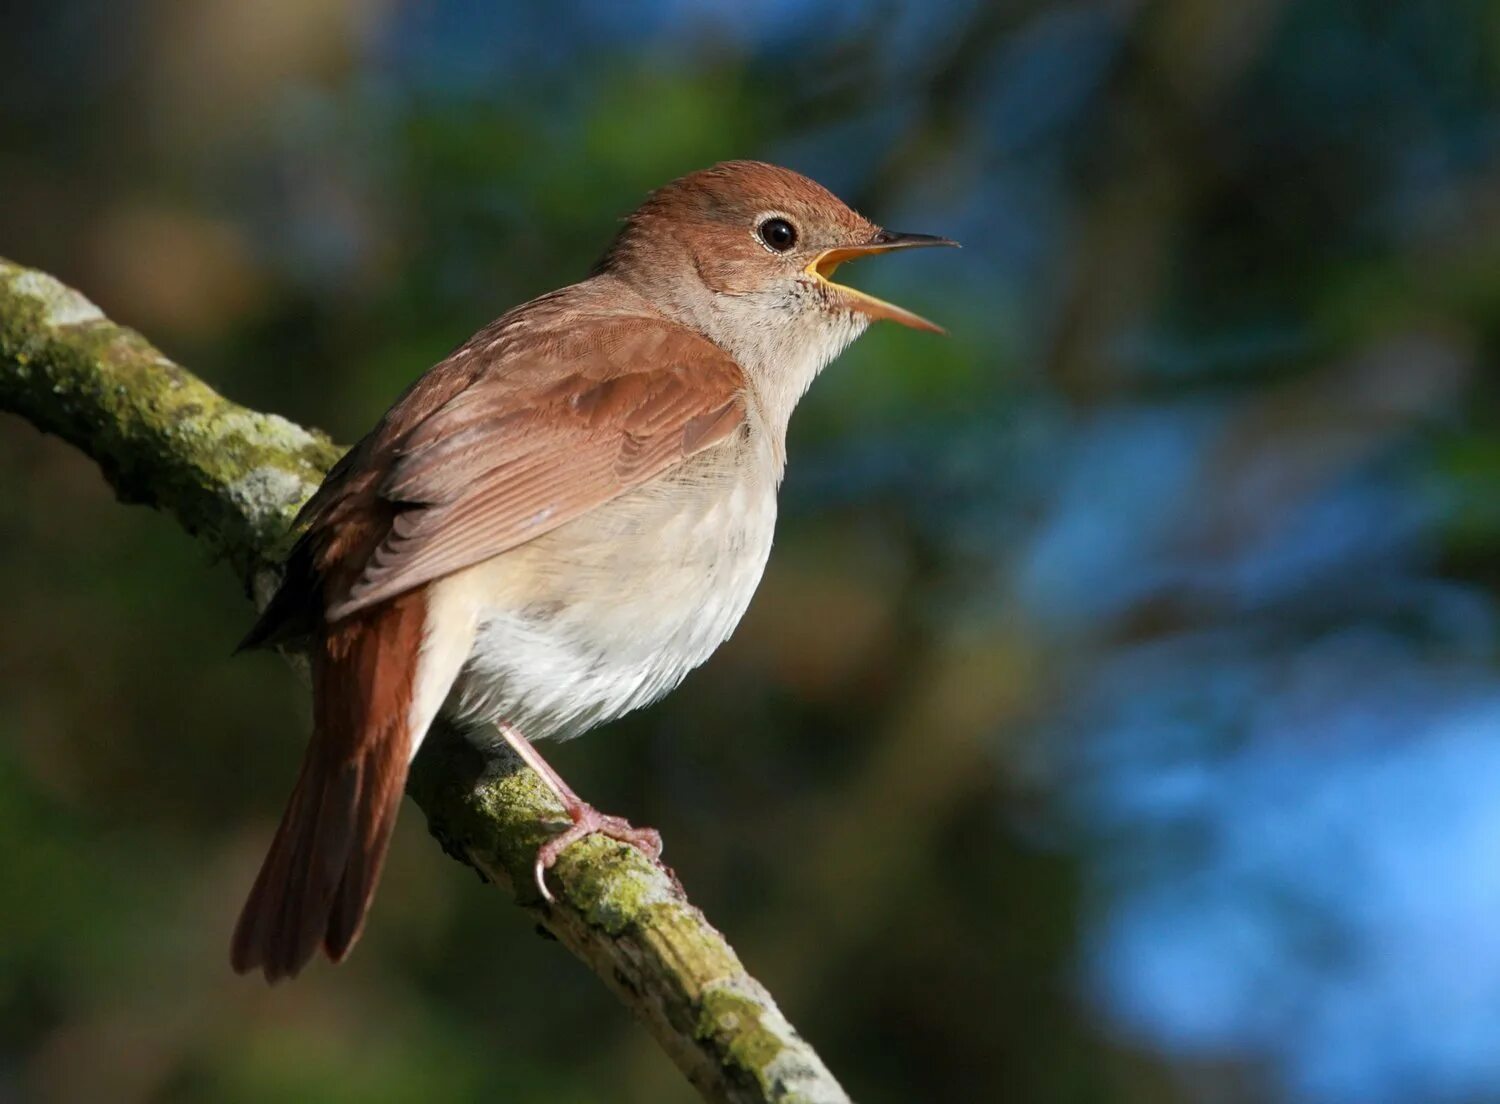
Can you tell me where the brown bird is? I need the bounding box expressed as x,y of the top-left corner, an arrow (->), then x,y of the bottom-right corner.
231,160 -> 955,981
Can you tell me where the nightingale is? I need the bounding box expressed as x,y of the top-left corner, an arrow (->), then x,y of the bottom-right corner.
232,160 -> 955,981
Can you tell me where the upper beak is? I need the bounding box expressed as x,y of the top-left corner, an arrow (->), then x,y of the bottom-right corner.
806,230 -> 960,334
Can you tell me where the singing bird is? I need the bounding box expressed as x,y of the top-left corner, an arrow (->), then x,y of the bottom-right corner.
232,160 -> 956,981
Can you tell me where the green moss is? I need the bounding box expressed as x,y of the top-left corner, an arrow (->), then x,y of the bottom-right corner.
0,258 -> 342,572
556,839 -> 666,935
697,986 -> 788,1091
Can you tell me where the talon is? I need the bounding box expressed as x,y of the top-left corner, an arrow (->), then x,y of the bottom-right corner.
534,854 -> 555,904
532,802 -> 664,903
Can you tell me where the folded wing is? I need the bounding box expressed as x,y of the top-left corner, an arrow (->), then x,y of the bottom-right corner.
243,312 -> 748,643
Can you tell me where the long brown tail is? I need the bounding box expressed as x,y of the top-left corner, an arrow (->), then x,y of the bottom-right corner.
231,590 -> 426,982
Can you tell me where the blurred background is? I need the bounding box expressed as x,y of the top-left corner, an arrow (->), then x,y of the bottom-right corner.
4,2 -> 1500,1101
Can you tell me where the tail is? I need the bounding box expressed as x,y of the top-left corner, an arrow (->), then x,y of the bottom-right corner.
231,589 -> 427,982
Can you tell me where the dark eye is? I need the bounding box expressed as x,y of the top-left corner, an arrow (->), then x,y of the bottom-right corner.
758,217 -> 798,252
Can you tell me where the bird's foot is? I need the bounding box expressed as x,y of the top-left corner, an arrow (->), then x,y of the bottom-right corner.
533,802 -> 664,903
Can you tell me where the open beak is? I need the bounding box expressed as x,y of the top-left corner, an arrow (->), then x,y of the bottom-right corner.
806,230 -> 960,334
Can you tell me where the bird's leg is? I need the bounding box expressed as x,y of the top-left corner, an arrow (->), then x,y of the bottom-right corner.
495,722 -> 663,903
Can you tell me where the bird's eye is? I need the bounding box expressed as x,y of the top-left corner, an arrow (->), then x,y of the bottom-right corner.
757,218 -> 798,253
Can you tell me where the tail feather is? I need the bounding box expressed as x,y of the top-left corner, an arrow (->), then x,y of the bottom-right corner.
324,756 -> 404,961
231,590 -> 425,982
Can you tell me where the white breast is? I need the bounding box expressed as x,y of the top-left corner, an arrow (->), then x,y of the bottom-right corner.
439,425 -> 780,741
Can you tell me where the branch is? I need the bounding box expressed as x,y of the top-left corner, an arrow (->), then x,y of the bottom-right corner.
0,257 -> 851,1104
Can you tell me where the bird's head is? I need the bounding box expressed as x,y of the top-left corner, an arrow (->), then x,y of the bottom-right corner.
597,161 -> 956,388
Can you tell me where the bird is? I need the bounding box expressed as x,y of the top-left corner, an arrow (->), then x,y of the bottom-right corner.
230,159 -> 956,981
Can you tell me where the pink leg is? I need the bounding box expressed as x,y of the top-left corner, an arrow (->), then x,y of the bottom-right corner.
496,722 -> 663,903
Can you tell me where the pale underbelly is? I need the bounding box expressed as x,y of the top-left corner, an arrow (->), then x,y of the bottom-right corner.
442,466 -> 777,741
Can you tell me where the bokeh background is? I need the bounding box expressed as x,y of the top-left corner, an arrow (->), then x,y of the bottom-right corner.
4,2 -> 1500,1101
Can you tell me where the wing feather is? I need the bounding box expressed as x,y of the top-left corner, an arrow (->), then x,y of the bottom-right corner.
308,316 -> 747,621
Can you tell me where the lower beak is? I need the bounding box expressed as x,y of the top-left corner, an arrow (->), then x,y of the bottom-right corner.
806,230 -> 960,334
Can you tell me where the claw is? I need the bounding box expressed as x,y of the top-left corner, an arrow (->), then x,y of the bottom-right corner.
533,803 -> 664,903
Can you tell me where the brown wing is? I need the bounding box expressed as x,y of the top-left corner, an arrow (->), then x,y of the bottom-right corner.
242,305 -> 747,642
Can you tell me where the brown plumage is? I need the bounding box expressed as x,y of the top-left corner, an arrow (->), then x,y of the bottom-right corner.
231,589 -> 424,979
243,310 -> 747,646
232,160 -> 954,981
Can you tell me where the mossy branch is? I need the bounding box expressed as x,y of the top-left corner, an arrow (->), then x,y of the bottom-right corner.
0,257 -> 850,1104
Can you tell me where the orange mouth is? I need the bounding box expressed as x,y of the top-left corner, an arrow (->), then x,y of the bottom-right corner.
806,231 -> 959,334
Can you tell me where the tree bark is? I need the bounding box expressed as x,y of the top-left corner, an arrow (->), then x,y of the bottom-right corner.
0,256 -> 851,1104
